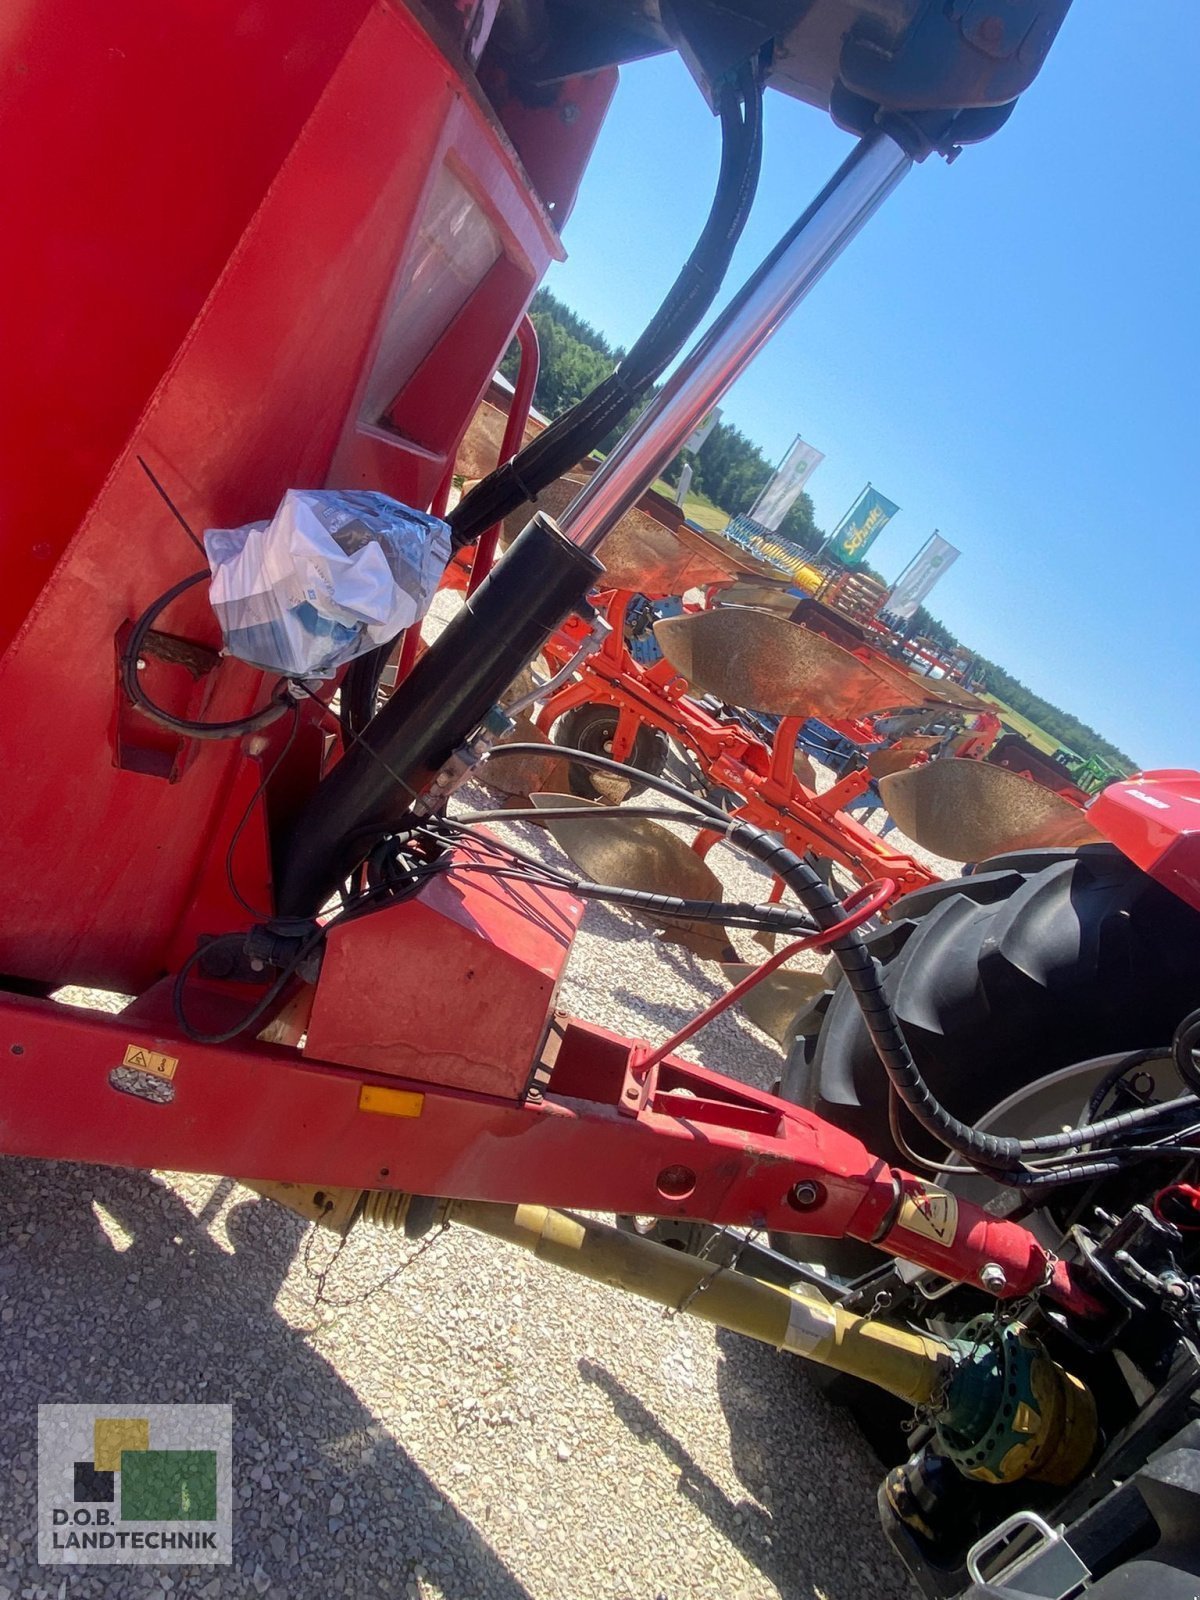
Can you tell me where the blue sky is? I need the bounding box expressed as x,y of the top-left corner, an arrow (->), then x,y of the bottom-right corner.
544,4 -> 1200,767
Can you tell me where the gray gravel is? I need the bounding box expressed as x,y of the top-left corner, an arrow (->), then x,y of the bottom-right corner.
0,592 -> 940,1599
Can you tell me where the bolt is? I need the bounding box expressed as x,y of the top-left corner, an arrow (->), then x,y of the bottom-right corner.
560,101 -> 580,124
9,1044 -> 24,1056
979,1262 -> 1008,1294
787,1181 -> 822,1211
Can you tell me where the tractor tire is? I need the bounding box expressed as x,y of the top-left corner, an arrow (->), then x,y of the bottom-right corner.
555,703 -> 669,802
777,843 -> 1200,1280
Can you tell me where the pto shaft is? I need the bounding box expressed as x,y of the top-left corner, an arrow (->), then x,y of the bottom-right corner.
448,1200 -> 953,1407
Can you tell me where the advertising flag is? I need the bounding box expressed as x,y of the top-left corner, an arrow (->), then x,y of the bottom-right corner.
683,407 -> 722,456
825,485 -> 900,566
887,533 -> 960,620
748,436 -> 825,532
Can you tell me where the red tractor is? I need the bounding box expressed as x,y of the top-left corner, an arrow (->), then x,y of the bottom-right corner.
5,2 -> 1200,1594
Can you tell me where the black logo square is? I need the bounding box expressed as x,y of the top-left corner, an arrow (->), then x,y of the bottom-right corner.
73,1461 -> 115,1503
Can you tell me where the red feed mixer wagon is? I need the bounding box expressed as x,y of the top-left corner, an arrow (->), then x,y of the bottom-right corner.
7,2 -> 1200,1594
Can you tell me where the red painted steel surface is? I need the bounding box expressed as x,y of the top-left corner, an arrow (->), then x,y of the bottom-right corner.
0,0 -> 364,650
305,863 -> 583,1097
1090,770 -> 1200,913
0,0 -> 596,992
0,990 -> 1094,1315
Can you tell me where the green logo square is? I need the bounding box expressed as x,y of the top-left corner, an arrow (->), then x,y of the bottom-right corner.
120,1450 -> 217,1521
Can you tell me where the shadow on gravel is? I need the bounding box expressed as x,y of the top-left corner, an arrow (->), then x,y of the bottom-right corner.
0,1159 -> 533,1600
579,1345 -> 908,1600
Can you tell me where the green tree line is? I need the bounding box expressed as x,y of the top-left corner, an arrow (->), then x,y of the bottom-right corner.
502,289 -> 1135,771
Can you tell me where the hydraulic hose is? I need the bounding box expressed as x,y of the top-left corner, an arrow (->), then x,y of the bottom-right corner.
482,743 -> 1091,1180
343,64 -> 763,738
448,64 -> 763,555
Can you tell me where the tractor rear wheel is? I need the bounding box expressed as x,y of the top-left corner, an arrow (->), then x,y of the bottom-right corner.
777,843 -> 1200,1281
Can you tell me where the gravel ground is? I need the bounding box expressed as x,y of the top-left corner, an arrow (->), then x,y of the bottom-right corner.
0,595 -> 957,1600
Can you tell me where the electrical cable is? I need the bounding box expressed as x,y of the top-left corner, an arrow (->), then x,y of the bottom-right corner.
175,783 -> 815,1043
173,872 -> 411,1044
120,570 -> 293,739
136,454 -> 209,560
887,1089 -> 962,1176
172,933 -> 315,1046
365,848 -> 821,936
451,803 -> 721,827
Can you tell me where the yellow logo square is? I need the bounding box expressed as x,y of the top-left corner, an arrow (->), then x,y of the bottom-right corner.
94,1417 -> 149,1473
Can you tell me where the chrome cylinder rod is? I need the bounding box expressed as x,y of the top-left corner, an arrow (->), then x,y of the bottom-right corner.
557,133 -> 912,556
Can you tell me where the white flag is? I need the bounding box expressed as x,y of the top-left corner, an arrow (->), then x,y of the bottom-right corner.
887,534 -> 960,620
749,436 -> 825,532
683,407 -> 722,455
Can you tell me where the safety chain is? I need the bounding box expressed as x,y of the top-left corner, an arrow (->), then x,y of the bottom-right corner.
1003,1246 -> 1059,1329
302,1209 -> 449,1309
664,1226 -> 762,1320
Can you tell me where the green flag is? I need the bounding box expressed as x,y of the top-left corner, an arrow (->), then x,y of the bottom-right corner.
826,486 -> 900,566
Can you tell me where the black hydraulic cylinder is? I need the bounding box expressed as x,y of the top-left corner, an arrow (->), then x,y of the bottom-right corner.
275,514 -> 601,916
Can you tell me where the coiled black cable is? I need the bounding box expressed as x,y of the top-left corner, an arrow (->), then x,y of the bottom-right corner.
120,569 -> 293,740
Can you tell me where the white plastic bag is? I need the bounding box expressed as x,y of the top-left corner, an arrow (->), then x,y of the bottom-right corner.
205,489 -> 451,679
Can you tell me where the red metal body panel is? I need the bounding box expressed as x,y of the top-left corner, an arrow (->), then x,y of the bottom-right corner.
0,0 -> 608,992
0,0 -> 363,650
0,989 -> 1093,1316
1090,771 -> 1200,913
305,867 -> 583,1096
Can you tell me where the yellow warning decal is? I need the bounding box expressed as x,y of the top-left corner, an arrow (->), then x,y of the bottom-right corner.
122,1044 -> 179,1081
896,1185 -> 959,1247
358,1084 -> 424,1119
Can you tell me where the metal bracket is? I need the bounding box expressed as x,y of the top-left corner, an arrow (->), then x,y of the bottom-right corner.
966,1510 -> 1089,1598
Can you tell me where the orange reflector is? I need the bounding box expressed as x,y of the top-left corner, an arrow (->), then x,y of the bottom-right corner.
358,1085 -> 424,1118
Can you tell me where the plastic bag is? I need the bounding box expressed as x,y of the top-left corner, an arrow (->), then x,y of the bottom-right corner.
204,489 -> 451,679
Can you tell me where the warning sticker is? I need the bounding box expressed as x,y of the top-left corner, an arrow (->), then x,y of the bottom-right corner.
121,1044 -> 179,1082
895,1185 -> 959,1247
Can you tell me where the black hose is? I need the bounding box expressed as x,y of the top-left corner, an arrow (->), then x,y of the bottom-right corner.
448,66 -> 762,556
343,64 -> 764,738
484,744 -> 1200,1181
415,858 -> 819,935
